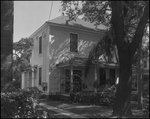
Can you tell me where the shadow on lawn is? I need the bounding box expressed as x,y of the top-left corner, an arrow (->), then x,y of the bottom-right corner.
36,105 -> 71,118
40,99 -> 149,118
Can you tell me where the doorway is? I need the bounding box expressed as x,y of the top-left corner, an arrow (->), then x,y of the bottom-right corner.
65,69 -> 82,93
110,69 -> 116,85
73,70 -> 82,93
99,68 -> 106,85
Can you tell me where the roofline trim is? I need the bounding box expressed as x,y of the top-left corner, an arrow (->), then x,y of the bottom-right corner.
29,21 -> 106,39
46,21 -> 106,35
29,22 -> 48,38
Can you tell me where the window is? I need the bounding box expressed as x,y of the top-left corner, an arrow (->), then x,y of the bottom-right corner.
39,67 -> 42,85
110,69 -> 116,85
143,60 -> 147,68
99,68 -> 106,86
70,33 -> 78,52
39,36 -> 42,54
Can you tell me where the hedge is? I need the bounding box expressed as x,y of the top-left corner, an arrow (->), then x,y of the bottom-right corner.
1,87 -> 43,118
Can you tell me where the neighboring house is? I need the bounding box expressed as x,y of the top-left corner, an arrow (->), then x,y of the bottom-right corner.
142,57 -> 149,84
21,15 -> 119,95
132,56 -> 149,91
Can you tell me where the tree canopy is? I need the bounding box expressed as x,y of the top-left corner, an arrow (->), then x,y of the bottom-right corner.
12,38 -> 33,89
61,1 -> 149,117
1,1 -> 13,91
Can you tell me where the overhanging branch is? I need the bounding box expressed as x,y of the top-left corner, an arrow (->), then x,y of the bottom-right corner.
130,3 -> 149,60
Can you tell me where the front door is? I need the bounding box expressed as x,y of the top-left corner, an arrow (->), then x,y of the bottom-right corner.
65,69 -> 70,93
110,69 -> 116,85
73,70 -> 82,93
99,68 -> 106,85
65,69 -> 82,93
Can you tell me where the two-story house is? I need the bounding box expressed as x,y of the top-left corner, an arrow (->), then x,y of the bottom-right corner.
21,15 -> 119,95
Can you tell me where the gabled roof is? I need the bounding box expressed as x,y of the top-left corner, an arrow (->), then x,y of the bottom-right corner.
30,15 -> 106,38
47,15 -> 107,31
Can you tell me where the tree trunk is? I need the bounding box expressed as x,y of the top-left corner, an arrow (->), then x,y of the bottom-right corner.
110,1 -> 149,117
112,47 -> 133,117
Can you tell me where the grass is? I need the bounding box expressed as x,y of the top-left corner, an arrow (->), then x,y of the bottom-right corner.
35,105 -> 71,118
39,98 -> 149,118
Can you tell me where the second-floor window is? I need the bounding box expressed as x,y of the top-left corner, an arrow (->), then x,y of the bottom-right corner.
70,33 -> 78,52
39,36 -> 42,54
39,67 -> 42,85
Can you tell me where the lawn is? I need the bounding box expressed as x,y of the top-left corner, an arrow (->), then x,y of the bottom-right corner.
39,99 -> 149,118
35,104 -> 71,118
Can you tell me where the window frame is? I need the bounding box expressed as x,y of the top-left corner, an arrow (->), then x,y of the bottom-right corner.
39,67 -> 42,85
39,35 -> 42,54
69,32 -> 78,53
143,60 -> 147,68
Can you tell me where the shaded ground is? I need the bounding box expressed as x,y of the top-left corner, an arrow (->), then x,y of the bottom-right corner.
36,105 -> 71,118
40,99 -> 149,118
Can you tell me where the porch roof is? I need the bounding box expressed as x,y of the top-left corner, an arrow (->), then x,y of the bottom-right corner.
23,65 -> 38,72
98,62 -> 119,68
56,57 -> 88,68
56,56 -> 119,68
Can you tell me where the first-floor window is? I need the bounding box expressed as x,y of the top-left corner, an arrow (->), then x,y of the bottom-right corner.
110,69 -> 116,85
99,68 -> 106,86
39,67 -> 42,85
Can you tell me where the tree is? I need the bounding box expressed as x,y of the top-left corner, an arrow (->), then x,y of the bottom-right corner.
61,1 -> 149,117
1,1 -> 13,90
13,38 -> 33,89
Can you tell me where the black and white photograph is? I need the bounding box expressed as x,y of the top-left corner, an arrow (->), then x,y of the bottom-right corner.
1,1 -> 149,118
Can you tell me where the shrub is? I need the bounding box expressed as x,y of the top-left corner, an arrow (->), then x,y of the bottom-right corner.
1,87 -> 43,118
23,86 -> 43,99
68,85 -> 117,106
131,91 -> 138,101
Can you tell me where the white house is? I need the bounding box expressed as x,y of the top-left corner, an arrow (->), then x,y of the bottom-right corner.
21,15 -> 119,96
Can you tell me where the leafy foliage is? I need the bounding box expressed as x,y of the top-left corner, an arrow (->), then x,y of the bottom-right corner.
12,38 -> 33,89
1,87 -> 43,118
1,1 -> 13,91
60,85 -> 117,106
61,1 -> 149,117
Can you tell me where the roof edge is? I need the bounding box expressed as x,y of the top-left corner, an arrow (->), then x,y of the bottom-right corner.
46,21 -> 106,35
29,22 -> 48,38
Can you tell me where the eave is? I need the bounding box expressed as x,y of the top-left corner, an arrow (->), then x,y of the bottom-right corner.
46,21 -> 106,36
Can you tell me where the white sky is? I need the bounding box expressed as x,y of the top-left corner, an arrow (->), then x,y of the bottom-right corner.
14,1 -> 62,42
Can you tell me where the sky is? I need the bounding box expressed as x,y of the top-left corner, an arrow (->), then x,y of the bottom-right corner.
14,1 -> 62,42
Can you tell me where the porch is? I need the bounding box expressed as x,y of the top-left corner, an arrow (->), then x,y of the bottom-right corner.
56,56 -> 119,94
21,65 -> 37,89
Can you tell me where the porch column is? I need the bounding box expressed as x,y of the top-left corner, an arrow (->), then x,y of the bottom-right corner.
94,67 -> 98,93
21,72 -> 25,89
27,71 -> 29,87
70,66 -> 73,92
32,68 -> 34,87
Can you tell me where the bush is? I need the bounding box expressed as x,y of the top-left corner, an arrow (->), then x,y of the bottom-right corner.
1,87 -> 43,118
131,91 -> 138,101
67,84 -> 117,106
23,86 -> 43,99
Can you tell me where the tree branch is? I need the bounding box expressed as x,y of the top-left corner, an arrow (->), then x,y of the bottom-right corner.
111,1 -> 126,50
130,3 -> 149,60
